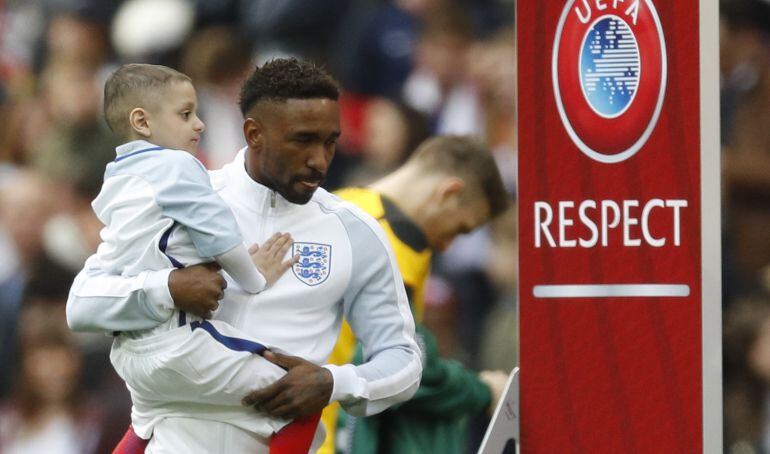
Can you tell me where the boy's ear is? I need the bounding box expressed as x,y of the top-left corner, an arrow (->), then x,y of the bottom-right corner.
243,117 -> 264,151
129,108 -> 151,138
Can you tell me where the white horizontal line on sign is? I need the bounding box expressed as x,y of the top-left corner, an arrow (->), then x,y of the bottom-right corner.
533,284 -> 690,298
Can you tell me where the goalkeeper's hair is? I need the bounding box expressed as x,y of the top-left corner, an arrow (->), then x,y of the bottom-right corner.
104,64 -> 191,140
408,135 -> 510,219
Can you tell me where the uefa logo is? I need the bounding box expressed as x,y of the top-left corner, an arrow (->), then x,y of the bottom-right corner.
552,0 -> 667,163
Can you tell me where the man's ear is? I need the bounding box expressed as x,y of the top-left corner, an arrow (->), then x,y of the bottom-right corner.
129,108 -> 151,138
243,117 -> 264,151
434,177 -> 465,206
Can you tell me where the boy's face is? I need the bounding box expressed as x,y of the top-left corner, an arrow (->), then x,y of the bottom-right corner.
147,80 -> 205,154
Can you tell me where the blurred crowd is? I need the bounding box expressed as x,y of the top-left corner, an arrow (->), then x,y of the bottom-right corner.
0,0 -> 516,452
722,0 -> 770,451
6,0 -> 770,452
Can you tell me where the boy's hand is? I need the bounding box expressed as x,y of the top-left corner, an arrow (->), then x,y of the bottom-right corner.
248,233 -> 298,287
168,262 -> 226,318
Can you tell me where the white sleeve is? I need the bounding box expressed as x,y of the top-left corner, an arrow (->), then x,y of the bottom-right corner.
214,243 -> 267,294
321,209 -> 422,416
150,150 -> 243,258
66,254 -> 176,332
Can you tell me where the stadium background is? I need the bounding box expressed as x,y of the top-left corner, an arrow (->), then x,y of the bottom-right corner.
0,0 -> 764,452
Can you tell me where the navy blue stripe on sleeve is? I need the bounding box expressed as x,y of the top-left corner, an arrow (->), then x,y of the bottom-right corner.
158,222 -> 185,269
158,222 -> 187,326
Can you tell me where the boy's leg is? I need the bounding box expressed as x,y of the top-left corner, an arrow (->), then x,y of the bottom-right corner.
111,321 -> 290,438
112,320 -> 321,452
115,418 -> 324,454
147,417 -> 271,454
184,320 -> 323,453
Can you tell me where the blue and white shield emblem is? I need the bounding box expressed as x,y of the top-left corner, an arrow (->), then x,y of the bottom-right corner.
292,242 -> 331,286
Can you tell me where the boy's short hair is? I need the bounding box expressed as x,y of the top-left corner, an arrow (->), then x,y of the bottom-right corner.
238,58 -> 340,116
409,135 -> 510,218
103,64 -> 191,140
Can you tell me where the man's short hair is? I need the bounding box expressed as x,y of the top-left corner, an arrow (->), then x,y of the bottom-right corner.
238,58 -> 340,116
103,64 -> 191,140
409,135 -> 510,218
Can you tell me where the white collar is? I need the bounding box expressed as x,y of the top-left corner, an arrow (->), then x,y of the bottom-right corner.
114,140 -> 163,160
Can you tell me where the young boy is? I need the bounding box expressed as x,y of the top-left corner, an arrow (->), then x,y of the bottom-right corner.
73,64 -> 303,449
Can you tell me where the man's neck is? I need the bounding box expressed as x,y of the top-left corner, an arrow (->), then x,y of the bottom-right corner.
370,168 -> 431,229
243,152 -> 272,189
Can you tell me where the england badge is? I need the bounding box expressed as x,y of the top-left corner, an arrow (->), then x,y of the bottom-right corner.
292,242 -> 331,286
552,0 -> 667,163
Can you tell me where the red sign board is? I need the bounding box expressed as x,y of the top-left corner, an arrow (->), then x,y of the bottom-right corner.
517,0 -> 720,451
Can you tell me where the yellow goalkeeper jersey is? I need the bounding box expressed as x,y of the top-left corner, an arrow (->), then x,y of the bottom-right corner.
320,187 -> 432,454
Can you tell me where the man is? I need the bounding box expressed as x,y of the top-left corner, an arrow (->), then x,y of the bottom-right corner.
322,135 -> 511,453
66,58 -> 422,453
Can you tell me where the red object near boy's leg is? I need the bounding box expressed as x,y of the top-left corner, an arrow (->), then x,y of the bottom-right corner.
270,412 -> 322,454
112,425 -> 149,454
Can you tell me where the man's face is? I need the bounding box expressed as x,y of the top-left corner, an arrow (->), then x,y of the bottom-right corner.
147,80 -> 205,154
425,193 -> 491,252
247,98 -> 340,204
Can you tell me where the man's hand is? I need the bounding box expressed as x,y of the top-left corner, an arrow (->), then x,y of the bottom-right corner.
479,370 -> 509,416
242,351 -> 333,419
168,262 -> 226,319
